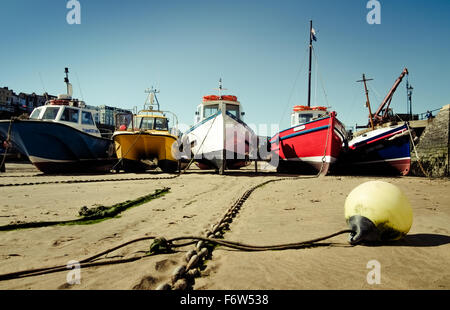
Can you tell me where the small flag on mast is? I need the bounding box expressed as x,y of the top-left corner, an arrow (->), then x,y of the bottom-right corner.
311,27 -> 317,41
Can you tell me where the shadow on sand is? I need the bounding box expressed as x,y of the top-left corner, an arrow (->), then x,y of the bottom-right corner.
393,233 -> 450,247
361,233 -> 450,247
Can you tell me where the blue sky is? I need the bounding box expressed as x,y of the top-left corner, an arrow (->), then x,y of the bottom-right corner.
1,0 -> 449,134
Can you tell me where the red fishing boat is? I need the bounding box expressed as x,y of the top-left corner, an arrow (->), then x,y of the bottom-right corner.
270,21 -> 347,175
270,107 -> 347,174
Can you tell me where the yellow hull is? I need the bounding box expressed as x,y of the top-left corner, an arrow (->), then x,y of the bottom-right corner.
113,131 -> 178,171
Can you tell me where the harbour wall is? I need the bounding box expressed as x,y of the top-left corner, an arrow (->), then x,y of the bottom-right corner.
410,104 -> 449,177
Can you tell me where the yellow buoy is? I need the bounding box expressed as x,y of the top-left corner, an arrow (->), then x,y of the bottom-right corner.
344,181 -> 413,244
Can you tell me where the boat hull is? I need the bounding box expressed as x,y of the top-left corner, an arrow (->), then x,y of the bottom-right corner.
0,120 -> 115,174
337,123 -> 411,176
112,131 -> 179,172
270,112 -> 346,175
181,111 -> 257,170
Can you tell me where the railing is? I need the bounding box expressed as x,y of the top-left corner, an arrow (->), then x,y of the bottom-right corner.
99,128 -> 113,139
417,108 -> 441,120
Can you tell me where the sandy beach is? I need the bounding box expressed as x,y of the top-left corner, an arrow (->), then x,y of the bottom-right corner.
0,162 -> 449,290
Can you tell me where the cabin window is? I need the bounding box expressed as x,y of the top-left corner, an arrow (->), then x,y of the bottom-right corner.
42,107 -> 60,120
81,111 -> 94,125
226,104 -> 239,119
299,113 -> 313,124
30,108 -> 42,119
204,104 -> 219,118
133,116 -> 168,130
61,107 -> 80,123
139,117 -> 154,130
155,118 -> 168,131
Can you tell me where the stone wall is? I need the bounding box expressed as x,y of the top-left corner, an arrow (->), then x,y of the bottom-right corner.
410,104 -> 449,177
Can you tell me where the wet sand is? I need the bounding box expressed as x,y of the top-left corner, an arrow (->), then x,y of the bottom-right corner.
0,162 -> 449,290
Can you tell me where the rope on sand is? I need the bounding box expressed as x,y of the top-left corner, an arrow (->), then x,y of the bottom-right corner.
0,230 -> 352,282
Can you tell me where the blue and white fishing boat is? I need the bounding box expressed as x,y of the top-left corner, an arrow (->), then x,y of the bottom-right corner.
342,123 -> 411,175
0,68 -> 115,173
336,70 -> 412,176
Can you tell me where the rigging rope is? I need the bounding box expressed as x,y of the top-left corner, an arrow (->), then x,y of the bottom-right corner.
110,129 -> 146,172
179,112 -> 219,174
278,46 -> 310,126
311,46 -> 329,108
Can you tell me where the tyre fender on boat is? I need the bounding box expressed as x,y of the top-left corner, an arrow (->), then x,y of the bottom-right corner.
344,181 -> 413,245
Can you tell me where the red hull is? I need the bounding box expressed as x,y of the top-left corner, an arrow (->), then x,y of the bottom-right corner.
270,112 -> 346,174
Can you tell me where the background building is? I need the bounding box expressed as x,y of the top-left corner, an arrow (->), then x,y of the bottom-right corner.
97,105 -> 132,127
0,87 -> 14,113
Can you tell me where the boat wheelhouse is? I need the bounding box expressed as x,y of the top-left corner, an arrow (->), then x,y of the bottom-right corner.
29,95 -> 101,137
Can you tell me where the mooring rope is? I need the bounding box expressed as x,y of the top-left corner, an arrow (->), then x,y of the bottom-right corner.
0,230 -> 352,282
405,121 -> 431,178
394,114 -> 431,179
110,129 -> 147,173
0,174 -> 179,188
316,114 -> 333,176
179,112 -> 219,174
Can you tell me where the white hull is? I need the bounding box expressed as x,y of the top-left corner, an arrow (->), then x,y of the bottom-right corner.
181,111 -> 257,169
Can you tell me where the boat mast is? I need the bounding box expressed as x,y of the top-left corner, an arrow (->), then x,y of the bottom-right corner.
214,78 -> 228,98
145,87 -> 160,111
307,20 -> 313,108
357,74 -> 375,131
218,78 -> 223,97
64,67 -> 73,98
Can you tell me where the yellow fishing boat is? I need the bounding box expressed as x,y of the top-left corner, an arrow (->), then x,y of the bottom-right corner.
112,88 -> 180,173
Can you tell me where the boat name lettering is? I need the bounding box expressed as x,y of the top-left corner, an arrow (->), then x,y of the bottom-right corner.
83,128 -> 99,133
